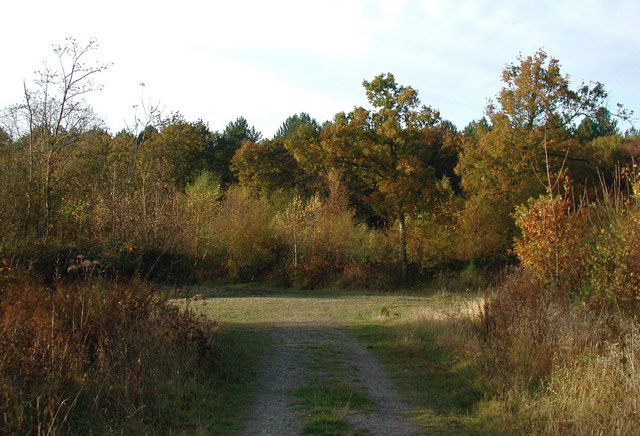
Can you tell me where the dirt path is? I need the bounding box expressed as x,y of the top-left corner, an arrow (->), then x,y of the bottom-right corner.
240,324 -> 422,436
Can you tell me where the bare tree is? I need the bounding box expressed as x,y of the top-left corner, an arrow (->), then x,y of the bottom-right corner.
124,82 -> 164,187
3,37 -> 109,240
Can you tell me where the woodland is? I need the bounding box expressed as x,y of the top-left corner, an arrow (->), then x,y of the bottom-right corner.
1,39 -> 640,434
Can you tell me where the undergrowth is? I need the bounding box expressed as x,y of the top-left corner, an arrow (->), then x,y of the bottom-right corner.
387,268 -> 640,435
355,260 -> 640,435
0,277 -> 252,435
479,269 -> 640,435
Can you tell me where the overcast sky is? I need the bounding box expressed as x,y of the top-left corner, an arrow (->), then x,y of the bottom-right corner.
2,0 -> 638,137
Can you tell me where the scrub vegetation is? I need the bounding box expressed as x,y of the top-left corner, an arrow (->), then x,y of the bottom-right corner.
1,39 -> 639,434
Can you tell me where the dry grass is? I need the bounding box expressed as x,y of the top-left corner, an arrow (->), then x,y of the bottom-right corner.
532,329 -> 640,435
359,265 -> 640,434
404,268 -> 640,435
0,278 -> 233,435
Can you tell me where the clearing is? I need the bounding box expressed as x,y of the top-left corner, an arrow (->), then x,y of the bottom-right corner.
185,287 -> 487,435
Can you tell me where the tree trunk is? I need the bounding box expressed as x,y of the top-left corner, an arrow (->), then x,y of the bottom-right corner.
398,211 -> 408,285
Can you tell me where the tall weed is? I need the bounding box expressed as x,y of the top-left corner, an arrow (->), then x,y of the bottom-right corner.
0,278 -> 226,434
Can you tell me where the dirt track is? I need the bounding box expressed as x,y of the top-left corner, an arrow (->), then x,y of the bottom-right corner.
240,323 -> 421,436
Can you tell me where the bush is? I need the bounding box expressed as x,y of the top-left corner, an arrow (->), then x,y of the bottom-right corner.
581,200 -> 640,312
214,186 -> 284,280
475,268 -> 640,434
513,190 -> 585,291
483,269 -> 605,387
137,248 -> 194,283
0,278 -> 225,434
512,169 -> 640,312
273,176 -> 366,288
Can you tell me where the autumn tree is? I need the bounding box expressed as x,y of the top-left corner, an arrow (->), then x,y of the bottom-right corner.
142,118 -> 214,189
183,172 -> 222,267
0,129 -> 23,250
456,49 -> 616,261
304,73 -> 448,282
209,117 -> 262,187
2,38 -> 108,241
281,114 -> 326,196
231,137 -> 304,195
227,113 -> 319,196
57,128 -> 112,243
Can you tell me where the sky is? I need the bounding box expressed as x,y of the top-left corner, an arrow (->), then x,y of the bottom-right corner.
1,0 -> 639,138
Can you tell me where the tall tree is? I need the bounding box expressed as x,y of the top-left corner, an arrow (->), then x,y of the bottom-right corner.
456,49 -> 616,261
2,38 -> 108,241
145,119 -> 214,189
494,49 -> 608,130
305,73 -> 448,282
274,112 -> 320,139
231,137 -> 304,195
209,117 -> 261,187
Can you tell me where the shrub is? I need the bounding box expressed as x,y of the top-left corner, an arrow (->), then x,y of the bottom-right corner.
183,172 -> 223,271
214,186 -> 283,280
0,278 -> 224,434
442,268 -> 640,435
513,190 -> 585,291
483,269 -> 605,387
273,175 -> 376,288
581,200 -> 640,312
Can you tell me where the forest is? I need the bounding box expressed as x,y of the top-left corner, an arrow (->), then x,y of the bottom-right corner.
1,39 -> 640,435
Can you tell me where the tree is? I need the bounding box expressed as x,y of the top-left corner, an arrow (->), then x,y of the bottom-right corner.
576,107 -> 618,143
0,127 -> 10,147
144,119 -> 214,189
231,137 -> 304,195
274,113 -> 320,139
184,172 -> 222,265
57,128 -> 113,242
2,38 -> 108,241
456,49 -> 617,261
494,49 -> 608,131
0,128 -> 23,250
307,73 -> 448,282
209,117 -> 262,187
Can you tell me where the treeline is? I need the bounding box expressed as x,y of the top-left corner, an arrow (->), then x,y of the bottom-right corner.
1,42 -> 638,289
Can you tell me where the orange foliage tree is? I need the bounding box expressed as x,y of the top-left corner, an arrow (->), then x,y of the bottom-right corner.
457,50 -> 612,262
513,188 -> 585,289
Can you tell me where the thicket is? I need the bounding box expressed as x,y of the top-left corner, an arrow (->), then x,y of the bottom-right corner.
0,278 -> 236,434
1,44 -> 637,289
411,167 -> 640,434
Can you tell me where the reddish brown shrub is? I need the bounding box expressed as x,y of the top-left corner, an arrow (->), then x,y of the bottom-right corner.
0,279 -> 222,434
483,269 -> 608,387
513,191 -> 586,291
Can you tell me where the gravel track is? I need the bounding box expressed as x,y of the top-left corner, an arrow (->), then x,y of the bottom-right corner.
240,324 -> 421,436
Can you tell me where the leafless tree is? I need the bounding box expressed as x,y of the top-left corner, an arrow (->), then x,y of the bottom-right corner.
3,37 -> 109,240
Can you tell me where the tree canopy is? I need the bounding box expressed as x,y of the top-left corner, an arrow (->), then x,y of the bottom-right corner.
1,42 -> 636,285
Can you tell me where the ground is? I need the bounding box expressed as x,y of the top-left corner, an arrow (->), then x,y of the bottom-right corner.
182,287 -> 485,436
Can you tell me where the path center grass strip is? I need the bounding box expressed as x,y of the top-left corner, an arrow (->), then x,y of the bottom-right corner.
294,378 -> 374,436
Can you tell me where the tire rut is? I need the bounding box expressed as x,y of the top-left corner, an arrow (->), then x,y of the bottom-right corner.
240,324 -> 421,436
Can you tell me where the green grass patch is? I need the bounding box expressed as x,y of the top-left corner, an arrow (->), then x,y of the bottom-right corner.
192,326 -> 272,435
352,323 -> 505,435
104,325 -> 271,436
294,379 -> 374,435
186,286 -> 491,433
184,287 -> 473,327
